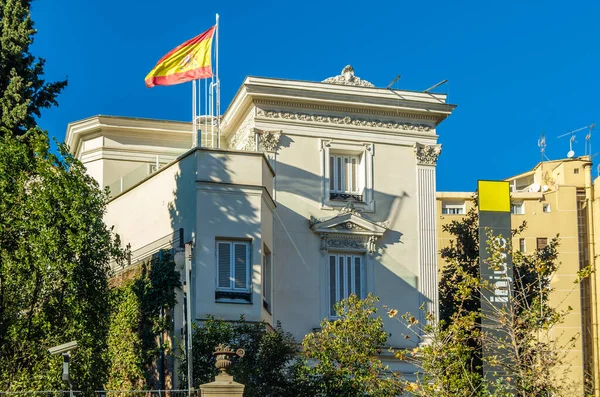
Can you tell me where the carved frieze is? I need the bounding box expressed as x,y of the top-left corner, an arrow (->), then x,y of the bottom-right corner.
320,233 -> 369,252
322,65 -> 375,88
318,234 -> 379,254
414,143 -> 442,166
256,108 -> 432,132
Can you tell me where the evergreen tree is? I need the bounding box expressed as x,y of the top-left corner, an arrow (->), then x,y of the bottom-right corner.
0,0 -> 67,137
0,1 -> 125,392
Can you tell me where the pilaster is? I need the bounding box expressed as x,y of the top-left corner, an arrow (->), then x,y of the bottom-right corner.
414,143 -> 442,327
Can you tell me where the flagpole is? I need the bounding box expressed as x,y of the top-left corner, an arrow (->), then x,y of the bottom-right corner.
192,80 -> 197,148
215,13 -> 220,148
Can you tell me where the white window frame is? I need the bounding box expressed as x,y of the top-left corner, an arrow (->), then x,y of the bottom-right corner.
543,203 -> 551,213
519,238 -> 526,252
216,240 -> 251,292
320,139 -> 375,212
328,253 -> 364,318
511,202 -> 525,215
262,245 -> 272,313
441,201 -> 465,215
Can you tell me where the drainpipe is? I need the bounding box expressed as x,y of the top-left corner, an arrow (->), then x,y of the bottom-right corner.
584,163 -> 600,396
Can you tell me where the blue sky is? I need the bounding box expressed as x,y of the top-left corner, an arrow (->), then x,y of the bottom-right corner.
31,0 -> 600,191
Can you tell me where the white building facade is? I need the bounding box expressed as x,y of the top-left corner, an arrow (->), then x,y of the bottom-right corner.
66,66 -> 455,379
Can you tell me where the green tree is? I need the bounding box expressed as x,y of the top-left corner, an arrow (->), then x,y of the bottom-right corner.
388,227 -> 582,396
181,316 -> 299,397
294,294 -> 405,397
0,0 -> 67,137
0,132 -> 126,393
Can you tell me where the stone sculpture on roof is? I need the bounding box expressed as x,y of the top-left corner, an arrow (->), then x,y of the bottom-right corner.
322,65 -> 375,88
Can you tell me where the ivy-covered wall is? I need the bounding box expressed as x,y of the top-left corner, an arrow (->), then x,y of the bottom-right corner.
106,250 -> 181,390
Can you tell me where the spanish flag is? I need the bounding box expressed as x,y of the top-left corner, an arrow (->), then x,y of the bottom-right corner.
145,26 -> 215,88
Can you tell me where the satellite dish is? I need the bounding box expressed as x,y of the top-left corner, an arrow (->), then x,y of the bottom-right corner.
567,150 -> 575,158
542,185 -> 549,192
530,183 -> 541,193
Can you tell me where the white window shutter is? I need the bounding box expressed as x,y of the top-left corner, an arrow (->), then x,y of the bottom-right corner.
263,251 -> 272,305
354,256 -> 362,298
218,242 -> 231,289
234,243 -> 248,289
329,255 -> 336,316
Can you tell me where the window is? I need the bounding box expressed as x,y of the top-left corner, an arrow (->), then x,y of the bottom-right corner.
329,154 -> 362,201
442,201 -> 465,215
574,168 -> 580,174
329,254 -> 363,317
511,203 -> 524,214
262,246 -> 272,313
216,240 -> 251,300
536,238 -> 548,250
321,140 -> 374,212
519,238 -> 526,252
543,203 -> 551,213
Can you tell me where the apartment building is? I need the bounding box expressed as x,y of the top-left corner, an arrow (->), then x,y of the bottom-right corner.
437,157 -> 600,395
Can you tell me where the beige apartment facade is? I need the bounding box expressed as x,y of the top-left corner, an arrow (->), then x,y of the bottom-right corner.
437,157 -> 600,395
66,66 -> 456,382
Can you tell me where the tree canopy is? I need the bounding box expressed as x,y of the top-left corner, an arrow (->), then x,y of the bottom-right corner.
0,1 -> 126,392
294,294 -> 405,397
388,204 -> 584,396
0,0 -> 67,137
0,133 -> 125,392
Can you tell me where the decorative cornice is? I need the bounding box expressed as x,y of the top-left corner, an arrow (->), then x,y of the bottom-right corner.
322,65 -> 375,88
414,142 -> 442,166
254,100 -> 440,122
257,108 -> 432,132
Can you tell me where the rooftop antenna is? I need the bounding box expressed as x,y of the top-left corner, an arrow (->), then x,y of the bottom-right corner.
585,123 -> 595,155
538,132 -> 548,161
557,126 -> 587,158
424,79 -> 448,93
386,74 -> 401,89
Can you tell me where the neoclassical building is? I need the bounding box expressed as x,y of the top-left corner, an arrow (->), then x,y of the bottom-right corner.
66,66 -> 456,380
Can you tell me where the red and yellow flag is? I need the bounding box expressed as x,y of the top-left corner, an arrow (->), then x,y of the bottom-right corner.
145,26 -> 215,88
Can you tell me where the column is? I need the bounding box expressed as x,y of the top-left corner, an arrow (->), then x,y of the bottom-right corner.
414,143 -> 442,327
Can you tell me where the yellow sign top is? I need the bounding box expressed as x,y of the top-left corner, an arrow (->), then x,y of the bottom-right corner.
478,180 -> 510,212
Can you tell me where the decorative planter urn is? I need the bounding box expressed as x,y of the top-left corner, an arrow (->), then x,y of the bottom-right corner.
213,343 -> 245,374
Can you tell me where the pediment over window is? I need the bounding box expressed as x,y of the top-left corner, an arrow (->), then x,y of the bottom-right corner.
309,204 -> 388,254
309,212 -> 387,236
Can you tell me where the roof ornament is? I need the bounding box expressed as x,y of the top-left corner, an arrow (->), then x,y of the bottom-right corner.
322,65 -> 374,88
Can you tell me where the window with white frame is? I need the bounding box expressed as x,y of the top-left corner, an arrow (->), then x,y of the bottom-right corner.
216,240 -> 251,296
328,253 -> 363,317
441,201 -> 465,215
320,140 -> 374,212
262,245 -> 272,313
511,202 -> 524,214
329,154 -> 363,201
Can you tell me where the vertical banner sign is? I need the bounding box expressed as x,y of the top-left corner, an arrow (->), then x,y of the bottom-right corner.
477,180 -> 513,385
